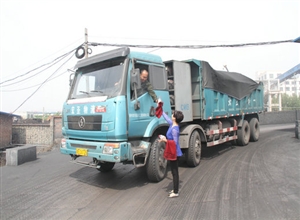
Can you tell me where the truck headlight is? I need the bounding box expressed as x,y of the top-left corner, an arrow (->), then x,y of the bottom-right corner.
103,143 -> 120,155
61,139 -> 66,148
103,146 -> 113,154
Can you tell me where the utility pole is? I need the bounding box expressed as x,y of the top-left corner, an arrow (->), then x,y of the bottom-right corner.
42,107 -> 45,123
85,28 -> 88,59
223,65 -> 229,72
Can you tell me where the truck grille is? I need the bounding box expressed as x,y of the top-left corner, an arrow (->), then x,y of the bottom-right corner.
67,115 -> 102,131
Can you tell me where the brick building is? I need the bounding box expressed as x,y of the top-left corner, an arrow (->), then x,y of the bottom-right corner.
0,111 -> 20,149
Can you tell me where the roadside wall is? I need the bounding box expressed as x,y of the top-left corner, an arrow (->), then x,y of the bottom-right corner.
12,116 -> 62,147
259,110 -> 300,125
12,124 -> 53,145
0,115 -> 13,148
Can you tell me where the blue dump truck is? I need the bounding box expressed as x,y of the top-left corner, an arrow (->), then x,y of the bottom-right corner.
60,47 -> 264,182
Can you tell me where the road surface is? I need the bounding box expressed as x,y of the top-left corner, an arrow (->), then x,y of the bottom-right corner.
1,123 -> 299,220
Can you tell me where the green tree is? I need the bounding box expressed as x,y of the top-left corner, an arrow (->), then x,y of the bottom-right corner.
272,94 -> 300,111
55,111 -> 62,116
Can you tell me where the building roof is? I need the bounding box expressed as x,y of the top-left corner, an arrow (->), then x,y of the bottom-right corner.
0,111 -> 20,117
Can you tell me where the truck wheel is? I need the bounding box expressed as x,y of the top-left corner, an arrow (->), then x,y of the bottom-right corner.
237,120 -> 250,146
97,162 -> 115,172
249,118 -> 259,142
146,139 -> 167,182
186,130 -> 201,167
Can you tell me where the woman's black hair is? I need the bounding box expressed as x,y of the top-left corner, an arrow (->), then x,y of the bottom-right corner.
173,110 -> 184,123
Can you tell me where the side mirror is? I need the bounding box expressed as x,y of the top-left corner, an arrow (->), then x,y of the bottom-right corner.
130,68 -> 141,90
131,68 -> 141,110
69,73 -> 74,87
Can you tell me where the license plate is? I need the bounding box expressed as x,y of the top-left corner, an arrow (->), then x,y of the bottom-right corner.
76,148 -> 88,156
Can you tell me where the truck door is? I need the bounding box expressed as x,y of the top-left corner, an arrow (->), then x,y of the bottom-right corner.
127,64 -> 166,138
165,60 -> 193,122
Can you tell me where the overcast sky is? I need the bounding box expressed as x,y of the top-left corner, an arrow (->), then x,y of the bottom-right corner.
0,0 -> 299,113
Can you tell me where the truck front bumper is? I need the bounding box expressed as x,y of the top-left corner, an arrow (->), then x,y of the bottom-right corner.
60,138 -> 130,163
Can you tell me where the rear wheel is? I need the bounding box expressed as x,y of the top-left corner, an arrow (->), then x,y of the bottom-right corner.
249,118 -> 259,142
97,162 -> 115,172
237,120 -> 250,146
146,139 -> 167,182
186,130 -> 201,167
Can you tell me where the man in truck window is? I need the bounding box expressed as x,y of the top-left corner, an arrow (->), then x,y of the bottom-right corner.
137,69 -> 158,103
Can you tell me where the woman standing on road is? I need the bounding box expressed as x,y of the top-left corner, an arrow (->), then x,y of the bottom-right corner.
159,110 -> 184,198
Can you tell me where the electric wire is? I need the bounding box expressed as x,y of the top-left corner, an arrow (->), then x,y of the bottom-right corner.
1,38 -> 295,87
88,39 -> 294,49
0,38 -> 83,82
1,51 -> 75,87
11,53 -> 75,113
1,69 -> 71,92
0,44 -> 82,85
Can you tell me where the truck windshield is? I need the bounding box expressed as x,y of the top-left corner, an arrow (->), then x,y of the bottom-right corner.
69,62 -> 125,99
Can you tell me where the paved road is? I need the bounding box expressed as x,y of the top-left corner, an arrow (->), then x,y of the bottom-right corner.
1,124 -> 299,220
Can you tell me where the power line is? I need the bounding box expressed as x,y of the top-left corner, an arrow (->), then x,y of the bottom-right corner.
1,38 -> 295,87
0,44 -> 82,85
11,53 -> 75,113
89,39 -> 294,49
1,51 -> 75,87
1,69 -> 70,92
0,38 -> 83,82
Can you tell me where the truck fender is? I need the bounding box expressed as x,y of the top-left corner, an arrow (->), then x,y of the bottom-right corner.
237,114 -> 246,128
238,113 -> 259,128
237,118 -> 244,127
179,124 -> 207,149
143,118 -> 163,138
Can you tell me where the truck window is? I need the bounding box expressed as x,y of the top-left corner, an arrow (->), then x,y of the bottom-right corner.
134,62 -> 167,91
149,65 -> 167,90
75,75 -> 96,96
69,63 -> 125,99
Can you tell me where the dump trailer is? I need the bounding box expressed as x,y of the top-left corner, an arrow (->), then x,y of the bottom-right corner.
60,47 -> 264,182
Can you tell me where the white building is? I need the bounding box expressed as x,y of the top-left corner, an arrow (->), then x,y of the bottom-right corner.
257,71 -> 300,111
257,71 -> 300,97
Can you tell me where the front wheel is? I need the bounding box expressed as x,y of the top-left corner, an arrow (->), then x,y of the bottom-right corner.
97,162 -> 115,172
186,130 -> 201,167
146,139 -> 167,182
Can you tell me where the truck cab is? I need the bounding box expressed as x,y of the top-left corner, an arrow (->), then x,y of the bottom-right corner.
60,47 -> 171,181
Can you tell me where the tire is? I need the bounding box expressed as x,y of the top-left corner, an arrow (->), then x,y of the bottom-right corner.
146,139 -> 167,182
237,120 -> 250,146
249,118 -> 259,142
97,162 -> 115,172
186,130 -> 201,167
75,46 -> 85,59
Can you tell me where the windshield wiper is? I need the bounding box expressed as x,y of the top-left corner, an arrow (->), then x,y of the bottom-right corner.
90,90 -> 104,94
79,91 -> 90,95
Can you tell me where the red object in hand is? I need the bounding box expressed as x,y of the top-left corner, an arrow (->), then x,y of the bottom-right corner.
163,140 -> 177,161
155,101 -> 163,118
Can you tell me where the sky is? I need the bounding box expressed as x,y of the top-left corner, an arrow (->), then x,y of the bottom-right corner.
0,0 -> 299,114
